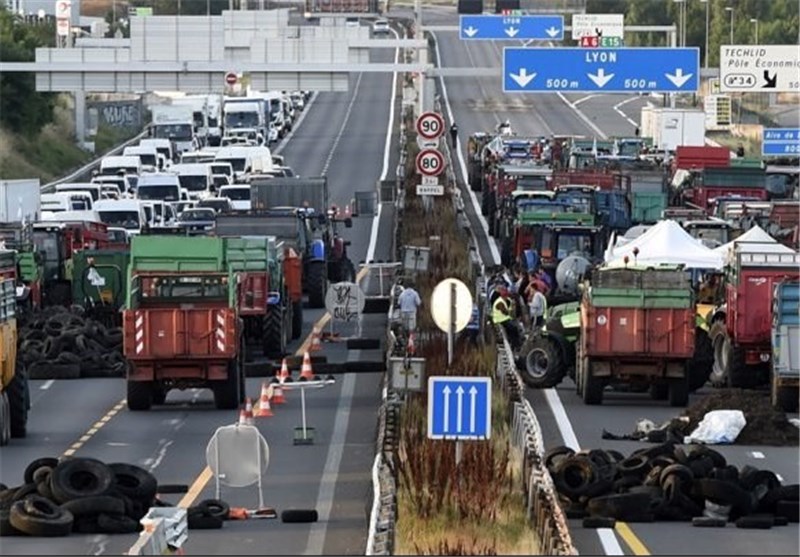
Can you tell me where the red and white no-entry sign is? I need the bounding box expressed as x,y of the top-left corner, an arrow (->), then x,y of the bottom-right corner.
416,148 -> 445,177
224,72 -> 238,86
416,111 -> 445,141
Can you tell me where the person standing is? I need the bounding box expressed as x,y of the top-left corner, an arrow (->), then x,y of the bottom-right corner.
397,281 -> 422,333
449,122 -> 459,147
491,286 -> 521,350
526,281 -> 548,329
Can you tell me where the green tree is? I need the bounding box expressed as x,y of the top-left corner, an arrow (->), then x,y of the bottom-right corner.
0,7 -> 56,136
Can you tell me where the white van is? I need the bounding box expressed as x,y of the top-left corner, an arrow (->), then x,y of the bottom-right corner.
55,183 -> 102,203
99,155 -> 142,177
214,146 -> 273,181
41,192 -> 94,213
123,145 -> 159,172
169,163 -> 213,200
41,209 -> 101,223
138,138 -> 174,164
136,173 -> 183,203
218,185 -> 251,211
93,199 -> 147,235
180,150 -> 217,164
92,175 -> 136,196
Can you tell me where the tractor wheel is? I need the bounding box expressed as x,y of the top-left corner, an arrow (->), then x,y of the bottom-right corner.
307,261 -> 327,309
772,381 -> 799,413
151,388 -> 167,406
581,360 -> 604,406
0,392 -> 10,446
649,383 -> 668,400
262,308 -> 286,359
520,336 -> 565,389
8,363 -> 28,439
127,381 -> 153,411
726,344 -> 762,389
212,360 -> 241,410
709,322 -> 729,388
688,328 -> 713,392
291,300 -> 303,340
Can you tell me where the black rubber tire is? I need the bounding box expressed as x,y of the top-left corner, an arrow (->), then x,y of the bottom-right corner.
735,515 -> 774,529
688,328 -> 713,391
109,463 -> 158,503
152,388 -> 168,405
688,456 -> 715,479
668,375 -> 690,407
306,261 -> 327,309
692,516 -> 727,527
12,484 -> 38,503
50,458 -> 115,503
772,384 -> 799,412
544,446 -> 575,473
740,469 -> 781,493
32,467 -> 53,486
96,513 -> 139,534
291,300 -> 303,340
660,464 -> 694,488
127,380 -> 153,411
696,479 -> 753,517
0,507 -> 21,537
187,514 -> 224,529
24,496 -> 61,520
606,450 -> 625,463
776,500 -> 799,522
618,455 -> 651,478
7,364 -> 28,439
37,478 -> 54,501
156,484 -> 190,495
24,458 -> 59,485
583,516 -> 616,528
521,336 -> 565,389
9,501 -> 73,537
774,515 -> 789,526
281,509 -> 318,523
688,446 -> 727,468
553,458 -> 598,500
709,321 -> 729,387
582,363 -> 604,405
212,359 -> 241,410
198,499 -> 230,520
586,493 -> 653,522
262,308 -> 286,358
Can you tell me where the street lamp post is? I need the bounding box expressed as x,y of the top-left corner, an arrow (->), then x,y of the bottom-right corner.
750,18 -> 759,44
700,0 -> 709,68
725,6 -> 734,45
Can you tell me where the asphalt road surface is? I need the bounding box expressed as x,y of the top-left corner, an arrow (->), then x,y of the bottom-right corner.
424,6 -> 800,556
0,29 -> 400,555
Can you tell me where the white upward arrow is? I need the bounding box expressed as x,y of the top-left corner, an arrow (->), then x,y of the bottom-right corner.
665,68 -> 693,87
464,26 -> 478,38
587,68 -> 614,88
442,386 -> 451,432
456,386 -> 464,432
509,68 -> 536,88
505,26 -> 519,38
469,386 -> 478,432
545,26 -> 560,38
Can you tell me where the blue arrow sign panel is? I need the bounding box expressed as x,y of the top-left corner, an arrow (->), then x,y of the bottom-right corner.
460,15 -> 564,41
428,376 -> 491,440
503,47 -> 700,93
763,128 -> 800,155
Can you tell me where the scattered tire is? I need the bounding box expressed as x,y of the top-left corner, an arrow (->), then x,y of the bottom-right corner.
281,509 -> 318,523
0,507 -> 21,537
692,516 -> 727,528
24,496 -> 61,520
96,513 -> 139,534
156,484 -> 190,495
187,513 -> 223,530
544,446 -> 575,472
583,516 -> 616,528
7,363 -> 28,438
776,500 -> 799,523
198,499 -> 230,520
735,515 -> 774,529
617,454 -> 651,478
109,463 -> 157,503
60,496 -> 125,517
24,458 -> 58,485
346,338 -> 381,350
12,484 -> 38,503
49,458 -> 114,503
553,458 -> 598,499
660,464 -> 694,488
9,500 -> 73,537
586,493 -> 652,521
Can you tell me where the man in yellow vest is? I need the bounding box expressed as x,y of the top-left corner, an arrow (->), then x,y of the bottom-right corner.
492,286 -> 521,349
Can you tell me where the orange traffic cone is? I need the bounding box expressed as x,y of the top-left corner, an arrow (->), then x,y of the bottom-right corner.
278,358 -> 292,383
254,383 -> 274,417
239,398 -> 254,425
309,328 -> 322,352
272,382 -> 286,405
299,351 -> 316,381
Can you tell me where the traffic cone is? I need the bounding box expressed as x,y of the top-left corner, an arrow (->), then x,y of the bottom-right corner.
272,382 -> 286,404
254,382 -> 273,418
309,328 -> 322,352
299,351 -> 316,381
238,398 -> 254,425
278,358 -> 292,383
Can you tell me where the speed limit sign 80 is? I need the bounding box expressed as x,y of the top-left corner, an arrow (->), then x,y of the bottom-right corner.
416,148 -> 445,177
416,111 -> 445,140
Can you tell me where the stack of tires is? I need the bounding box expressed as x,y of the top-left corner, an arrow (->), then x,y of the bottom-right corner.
17,307 -> 126,380
545,443 -> 799,529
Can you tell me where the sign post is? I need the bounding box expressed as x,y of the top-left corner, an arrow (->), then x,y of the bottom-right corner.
430,278 -> 473,368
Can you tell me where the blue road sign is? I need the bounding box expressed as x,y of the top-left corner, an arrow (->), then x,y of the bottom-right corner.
460,14 -> 563,41
427,376 -> 492,440
503,47 -> 700,93
763,128 -> 800,156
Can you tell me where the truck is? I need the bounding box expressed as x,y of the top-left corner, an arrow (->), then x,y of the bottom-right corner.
308,0 -> 374,12
771,280 -> 799,412
222,99 -> 267,145
709,248 -> 800,389
122,236 -> 246,411
1,179 -> 41,224
672,166 -> 768,213
150,105 -> 196,155
577,266 -> 696,406
171,95 -> 222,148
640,107 -> 706,152
0,248 -> 28,445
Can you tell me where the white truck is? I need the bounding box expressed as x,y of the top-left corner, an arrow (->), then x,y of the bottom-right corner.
640,107 -> 706,152
223,99 -> 266,142
150,105 -> 196,155
0,179 -> 41,224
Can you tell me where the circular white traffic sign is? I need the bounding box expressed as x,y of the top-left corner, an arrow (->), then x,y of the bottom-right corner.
324,282 -> 365,322
416,111 -> 445,140
430,278 -> 473,334
416,148 -> 445,177
225,72 -> 238,86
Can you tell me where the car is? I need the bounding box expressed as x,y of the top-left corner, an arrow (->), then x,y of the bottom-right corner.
373,18 -> 390,35
197,197 -> 234,214
345,17 -> 359,28
177,207 -> 217,231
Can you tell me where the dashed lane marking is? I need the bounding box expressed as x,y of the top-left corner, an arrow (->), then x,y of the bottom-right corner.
60,399 -> 126,458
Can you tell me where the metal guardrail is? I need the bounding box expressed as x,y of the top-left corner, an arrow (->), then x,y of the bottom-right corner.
41,128 -> 150,193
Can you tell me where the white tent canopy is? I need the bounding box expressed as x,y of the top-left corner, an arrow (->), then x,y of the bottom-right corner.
714,225 -> 796,256
605,220 -> 724,270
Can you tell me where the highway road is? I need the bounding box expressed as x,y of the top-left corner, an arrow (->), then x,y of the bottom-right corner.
425,6 -> 800,556
0,28 -> 400,555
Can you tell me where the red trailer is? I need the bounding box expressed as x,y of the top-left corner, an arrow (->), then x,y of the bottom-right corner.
673,146 -> 730,171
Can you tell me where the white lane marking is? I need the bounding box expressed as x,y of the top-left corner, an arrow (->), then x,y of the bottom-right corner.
574,94 -> 602,106
143,439 -> 174,472
321,72 -> 365,175
597,528 -> 625,555
304,372 -> 356,555
751,451 -> 765,459
613,96 -> 640,127
544,388 -> 581,451
557,92 -> 609,139
273,93 -> 318,156
39,379 -> 54,390
106,442 -> 129,447
431,31 -> 501,265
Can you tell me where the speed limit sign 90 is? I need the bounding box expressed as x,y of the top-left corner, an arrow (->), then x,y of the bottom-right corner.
416,148 -> 445,177
416,111 -> 445,140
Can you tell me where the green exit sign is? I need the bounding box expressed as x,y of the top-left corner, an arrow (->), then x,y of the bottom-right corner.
601,36 -> 623,47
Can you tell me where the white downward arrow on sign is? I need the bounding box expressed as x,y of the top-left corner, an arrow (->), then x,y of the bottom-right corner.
545,26 -> 560,37
456,386 -> 464,432
509,68 -> 536,87
464,26 -> 478,37
469,386 -> 478,432
665,68 -> 692,87
505,26 -> 519,38
587,68 -> 614,88
442,385 -> 451,432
